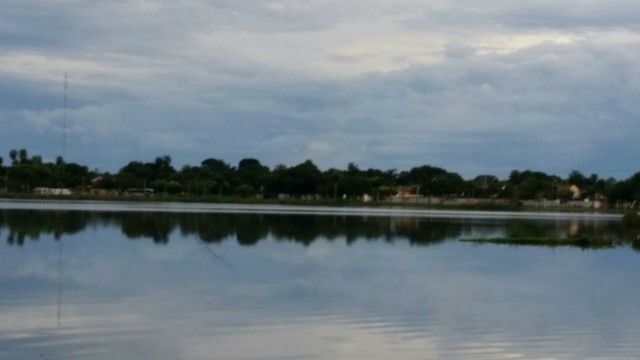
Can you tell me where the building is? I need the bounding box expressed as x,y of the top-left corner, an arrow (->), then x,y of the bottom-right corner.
33,187 -> 72,196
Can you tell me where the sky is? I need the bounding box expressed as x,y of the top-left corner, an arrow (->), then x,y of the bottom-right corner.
0,0 -> 638,179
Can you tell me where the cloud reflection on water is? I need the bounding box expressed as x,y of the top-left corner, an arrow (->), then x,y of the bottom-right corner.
0,207 -> 638,359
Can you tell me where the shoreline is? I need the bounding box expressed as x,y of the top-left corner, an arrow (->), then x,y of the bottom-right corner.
0,197 -> 623,220
0,193 -> 624,213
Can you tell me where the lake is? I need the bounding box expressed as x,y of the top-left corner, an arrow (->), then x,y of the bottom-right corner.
0,200 -> 638,359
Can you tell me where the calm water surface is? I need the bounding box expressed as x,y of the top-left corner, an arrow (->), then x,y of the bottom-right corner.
0,201 -> 638,359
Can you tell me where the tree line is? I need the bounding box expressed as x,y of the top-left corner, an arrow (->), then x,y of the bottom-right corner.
0,148 -> 639,204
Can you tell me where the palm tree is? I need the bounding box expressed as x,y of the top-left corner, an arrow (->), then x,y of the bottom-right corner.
9,149 -> 17,164
18,149 -> 28,164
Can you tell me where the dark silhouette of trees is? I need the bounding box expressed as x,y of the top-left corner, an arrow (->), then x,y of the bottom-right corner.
9,149 -> 17,164
468,175 -> 501,198
5,148 -> 640,207
2,149 -> 88,192
507,170 -> 560,200
609,172 -> 640,204
267,160 -> 323,197
201,158 -> 232,196
236,158 -> 269,195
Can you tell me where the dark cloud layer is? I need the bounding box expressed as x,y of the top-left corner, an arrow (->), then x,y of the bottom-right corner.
0,1 -> 638,178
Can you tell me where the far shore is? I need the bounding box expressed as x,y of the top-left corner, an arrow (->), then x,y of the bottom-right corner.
0,195 -> 624,219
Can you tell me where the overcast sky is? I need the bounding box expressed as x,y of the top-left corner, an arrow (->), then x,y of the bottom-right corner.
1,0 -> 638,178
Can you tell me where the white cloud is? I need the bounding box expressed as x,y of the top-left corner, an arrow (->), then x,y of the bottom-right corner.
0,0 -> 638,177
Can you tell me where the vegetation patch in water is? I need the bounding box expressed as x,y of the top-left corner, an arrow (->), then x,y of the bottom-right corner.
460,237 -> 616,249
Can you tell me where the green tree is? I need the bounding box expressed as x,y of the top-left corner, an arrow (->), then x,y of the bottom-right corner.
152,155 -> 176,180
95,173 -> 117,190
402,165 -> 464,196
469,175 -> 500,198
8,163 -> 48,192
63,162 -> 90,189
509,170 -> 559,200
177,165 -> 204,195
236,184 -> 255,198
568,170 -> 587,188
285,160 -> 323,196
323,168 -> 344,199
115,162 -> 153,191
609,172 -> 640,204
236,158 -> 269,193
18,149 -> 28,164
339,163 -> 373,197
201,158 -> 231,173
201,158 -> 232,196
9,150 -> 17,164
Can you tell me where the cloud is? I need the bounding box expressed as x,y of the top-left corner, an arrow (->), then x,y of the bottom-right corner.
0,0 -> 638,178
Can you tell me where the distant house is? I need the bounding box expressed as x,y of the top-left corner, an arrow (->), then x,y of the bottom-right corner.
33,187 -> 72,196
393,185 -> 421,198
569,185 -> 581,200
90,176 -> 103,185
557,183 -> 582,200
593,193 -> 608,209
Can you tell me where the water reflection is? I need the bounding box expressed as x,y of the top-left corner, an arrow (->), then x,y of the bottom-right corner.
0,209 -> 632,249
1,206 -> 639,359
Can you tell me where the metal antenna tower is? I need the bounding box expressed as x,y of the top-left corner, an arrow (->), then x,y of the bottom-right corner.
63,72 -> 67,162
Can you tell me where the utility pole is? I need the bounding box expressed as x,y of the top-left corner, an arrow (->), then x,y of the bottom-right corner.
62,72 -> 67,188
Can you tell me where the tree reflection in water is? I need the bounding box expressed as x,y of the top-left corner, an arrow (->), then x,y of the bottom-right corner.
0,209 -> 632,250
